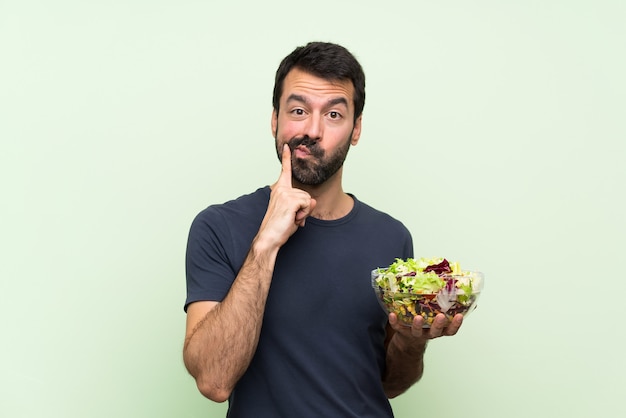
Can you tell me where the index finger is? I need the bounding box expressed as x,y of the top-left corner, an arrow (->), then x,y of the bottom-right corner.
278,143 -> 293,186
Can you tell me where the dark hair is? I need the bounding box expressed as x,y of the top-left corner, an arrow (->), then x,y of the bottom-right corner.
272,42 -> 366,123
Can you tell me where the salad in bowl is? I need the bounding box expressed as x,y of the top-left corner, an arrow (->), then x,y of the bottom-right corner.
372,257 -> 484,327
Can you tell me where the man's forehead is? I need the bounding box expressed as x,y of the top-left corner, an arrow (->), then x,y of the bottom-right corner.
282,68 -> 355,105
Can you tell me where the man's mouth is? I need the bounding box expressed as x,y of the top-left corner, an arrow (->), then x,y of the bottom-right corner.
289,136 -> 322,158
294,145 -> 311,158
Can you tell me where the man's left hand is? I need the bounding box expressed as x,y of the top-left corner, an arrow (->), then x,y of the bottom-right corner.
388,312 -> 463,342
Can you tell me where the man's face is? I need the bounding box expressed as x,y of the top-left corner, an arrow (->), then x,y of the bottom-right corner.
271,68 -> 362,186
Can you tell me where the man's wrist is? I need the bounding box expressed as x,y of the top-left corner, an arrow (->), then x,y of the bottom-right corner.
391,332 -> 428,355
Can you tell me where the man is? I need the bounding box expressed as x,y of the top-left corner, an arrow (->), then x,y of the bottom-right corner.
183,41 -> 463,417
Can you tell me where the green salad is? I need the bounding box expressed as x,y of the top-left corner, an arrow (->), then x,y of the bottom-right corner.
372,257 -> 483,327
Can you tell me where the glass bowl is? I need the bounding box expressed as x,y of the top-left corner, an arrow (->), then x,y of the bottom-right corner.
371,269 -> 484,327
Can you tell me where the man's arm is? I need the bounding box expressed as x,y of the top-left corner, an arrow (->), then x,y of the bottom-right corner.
183,237 -> 278,402
382,313 -> 463,398
182,145 -> 316,402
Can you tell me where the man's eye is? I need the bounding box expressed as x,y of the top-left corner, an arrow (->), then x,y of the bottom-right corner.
292,108 -> 305,115
328,111 -> 342,119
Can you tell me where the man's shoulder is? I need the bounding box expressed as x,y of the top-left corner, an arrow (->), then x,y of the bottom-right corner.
190,186 -> 270,233
354,196 -> 405,224
350,196 -> 412,241
198,186 -> 270,216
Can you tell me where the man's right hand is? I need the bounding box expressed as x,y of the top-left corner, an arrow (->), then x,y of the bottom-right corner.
260,144 -> 316,248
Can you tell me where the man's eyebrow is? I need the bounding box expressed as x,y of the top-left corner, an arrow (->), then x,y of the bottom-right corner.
285,94 -> 348,108
327,97 -> 349,108
286,94 -> 308,104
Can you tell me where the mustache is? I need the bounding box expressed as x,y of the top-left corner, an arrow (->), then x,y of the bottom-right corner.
289,136 -> 323,156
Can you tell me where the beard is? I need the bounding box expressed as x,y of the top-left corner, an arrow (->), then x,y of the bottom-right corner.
275,127 -> 353,186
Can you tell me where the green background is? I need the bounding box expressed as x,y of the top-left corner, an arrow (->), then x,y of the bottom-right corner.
1,1 -> 624,417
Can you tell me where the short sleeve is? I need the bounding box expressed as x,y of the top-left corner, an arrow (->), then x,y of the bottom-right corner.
184,207 -> 237,311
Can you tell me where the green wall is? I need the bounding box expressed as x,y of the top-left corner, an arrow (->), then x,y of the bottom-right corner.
1,1 -> 624,417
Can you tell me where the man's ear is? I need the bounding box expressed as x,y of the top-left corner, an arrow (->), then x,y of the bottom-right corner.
351,115 -> 363,145
271,109 -> 278,138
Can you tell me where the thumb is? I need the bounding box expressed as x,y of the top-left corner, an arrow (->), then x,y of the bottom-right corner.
295,197 -> 316,226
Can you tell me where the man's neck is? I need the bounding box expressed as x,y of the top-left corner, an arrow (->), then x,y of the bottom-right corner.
296,178 -> 353,221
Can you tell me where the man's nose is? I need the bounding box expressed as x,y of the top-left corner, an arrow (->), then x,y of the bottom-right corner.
303,113 -> 323,140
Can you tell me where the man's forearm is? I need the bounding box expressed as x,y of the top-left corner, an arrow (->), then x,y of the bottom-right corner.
382,333 -> 428,398
183,240 -> 278,402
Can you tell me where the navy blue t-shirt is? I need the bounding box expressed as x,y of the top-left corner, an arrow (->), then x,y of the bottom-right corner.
185,186 -> 413,418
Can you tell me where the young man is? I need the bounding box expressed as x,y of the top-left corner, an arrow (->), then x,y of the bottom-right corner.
183,41 -> 463,417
